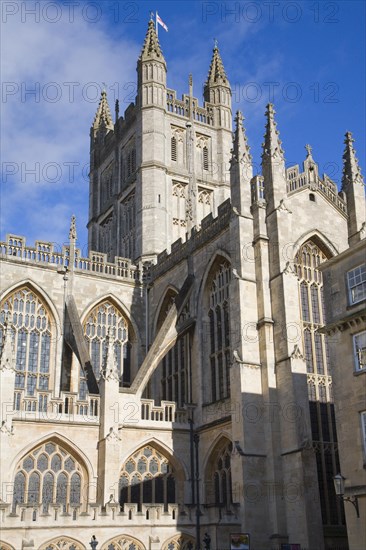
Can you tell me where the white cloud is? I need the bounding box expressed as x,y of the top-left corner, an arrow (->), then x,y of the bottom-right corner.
1,6 -> 139,247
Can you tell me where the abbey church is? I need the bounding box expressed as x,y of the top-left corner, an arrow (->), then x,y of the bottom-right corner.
0,20 -> 365,550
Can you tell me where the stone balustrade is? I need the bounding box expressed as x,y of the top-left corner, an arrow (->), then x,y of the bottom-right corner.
0,235 -> 140,282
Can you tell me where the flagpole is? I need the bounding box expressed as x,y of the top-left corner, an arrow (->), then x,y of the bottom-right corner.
155,11 -> 158,36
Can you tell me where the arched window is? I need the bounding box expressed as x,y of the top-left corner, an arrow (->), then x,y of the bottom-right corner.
155,289 -> 190,407
101,536 -> 145,550
295,239 -> 343,526
0,287 -> 53,411
208,261 -> 231,402
119,446 -> 176,512
206,439 -> 232,507
39,538 -> 85,550
82,300 -> 132,394
162,535 -> 195,550
12,441 -> 86,513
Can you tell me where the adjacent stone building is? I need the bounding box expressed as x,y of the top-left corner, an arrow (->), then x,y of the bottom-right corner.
320,196 -> 366,550
0,20 -> 365,550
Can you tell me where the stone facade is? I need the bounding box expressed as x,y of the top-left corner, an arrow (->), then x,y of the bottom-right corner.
0,20 -> 365,550
319,239 -> 366,550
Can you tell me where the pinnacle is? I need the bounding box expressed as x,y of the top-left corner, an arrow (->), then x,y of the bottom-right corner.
232,110 -> 252,162
93,90 -> 114,131
262,103 -> 285,161
139,19 -> 165,62
342,131 -> 363,189
69,215 -> 77,241
205,44 -> 229,87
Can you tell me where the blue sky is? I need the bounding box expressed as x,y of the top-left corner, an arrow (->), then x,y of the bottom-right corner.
1,0 -> 365,251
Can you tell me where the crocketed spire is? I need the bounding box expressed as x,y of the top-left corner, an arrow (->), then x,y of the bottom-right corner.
205,43 -> 229,87
262,103 -> 285,162
232,110 -> 252,163
342,131 -> 364,189
230,111 -> 253,216
93,90 -> 114,132
139,19 -> 165,62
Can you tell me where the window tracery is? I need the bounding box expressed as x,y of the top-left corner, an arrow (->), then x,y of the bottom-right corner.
82,300 -> 131,394
0,287 -> 52,411
39,538 -> 85,550
208,261 -> 231,401
12,441 -> 85,513
101,536 -> 145,550
295,239 -> 342,526
119,446 -> 176,511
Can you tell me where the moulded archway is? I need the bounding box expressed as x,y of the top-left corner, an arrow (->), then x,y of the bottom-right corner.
100,535 -> 145,550
161,534 -> 195,550
38,536 -> 85,550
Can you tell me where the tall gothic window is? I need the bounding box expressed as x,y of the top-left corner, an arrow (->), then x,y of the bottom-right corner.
157,290 -> 190,407
214,441 -> 232,507
295,240 -> 343,526
12,441 -> 85,513
119,446 -> 176,512
120,192 -> 135,260
83,300 -> 131,393
0,287 -> 53,411
206,439 -> 232,507
208,261 -> 231,402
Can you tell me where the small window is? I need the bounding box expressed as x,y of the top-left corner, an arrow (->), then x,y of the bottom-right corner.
171,136 -> 177,162
353,331 -> 366,371
361,411 -> 366,454
347,264 -> 366,304
203,146 -> 209,171
309,193 -> 316,202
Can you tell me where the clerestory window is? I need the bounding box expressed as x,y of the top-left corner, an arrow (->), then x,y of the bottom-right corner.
0,287 -> 52,411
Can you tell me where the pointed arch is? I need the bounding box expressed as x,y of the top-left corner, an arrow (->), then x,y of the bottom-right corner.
39,536 -> 85,550
294,234 -> 343,525
292,230 -> 339,261
118,440 -> 185,510
154,285 -> 179,335
203,435 -> 233,506
198,252 -> 232,403
80,293 -> 139,343
0,282 -> 59,408
101,535 -> 145,550
11,435 -> 91,513
202,433 -> 232,475
197,250 -> 232,312
79,294 -> 139,392
0,542 -> 16,550
0,278 -> 61,334
119,437 -> 188,481
152,284 -> 190,406
9,432 -> 95,485
162,533 -> 196,550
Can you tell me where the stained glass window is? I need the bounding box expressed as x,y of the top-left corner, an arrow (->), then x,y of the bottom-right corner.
119,446 -> 175,511
12,441 -> 85,512
0,287 -> 52,407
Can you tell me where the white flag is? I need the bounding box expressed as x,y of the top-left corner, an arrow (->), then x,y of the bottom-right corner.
156,12 -> 168,32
